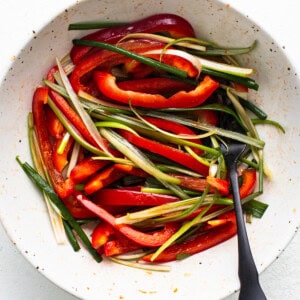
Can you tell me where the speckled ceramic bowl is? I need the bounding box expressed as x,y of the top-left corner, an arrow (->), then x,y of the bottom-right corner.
1,0 -> 300,299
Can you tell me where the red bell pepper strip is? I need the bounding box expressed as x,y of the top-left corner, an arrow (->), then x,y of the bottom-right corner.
142,211 -> 237,262
117,77 -> 194,94
93,188 -> 179,206
113,163 -> 148,177
70,13 -> 196,64
48,89 -> 97,147
91,222 -> 115,249
84,165 -> 125,195
142,116 -> 204,155
123,52 -> 199,78
206,176 -> 229,195
169,174 -> 229,195
69,157 -> 110,183
192,109 -> 219,126
119,129 -> 209,176
63,195 -> 98,219
238,168 -> 257,199
32,87 -> 74,199
45,105 -> 65,139
70,39 -> 166,93
52,136 -> 74,172
104,235 -> 143,257
76,193 -> 180,247
94,72 -> 219,109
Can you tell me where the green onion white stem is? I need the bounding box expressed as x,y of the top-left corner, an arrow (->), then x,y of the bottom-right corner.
56,58 -> 112,156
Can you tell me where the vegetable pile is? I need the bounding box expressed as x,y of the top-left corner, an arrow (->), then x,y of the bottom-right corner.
17,13 -> 284,271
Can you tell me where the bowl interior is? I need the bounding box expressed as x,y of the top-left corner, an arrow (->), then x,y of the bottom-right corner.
1,0 -> 300,299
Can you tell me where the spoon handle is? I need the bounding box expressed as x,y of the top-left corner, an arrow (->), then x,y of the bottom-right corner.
228,164 -> 267,300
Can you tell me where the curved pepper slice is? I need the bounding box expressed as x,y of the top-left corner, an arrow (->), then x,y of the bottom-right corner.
93,188 -> 179,206
143,116 -> 204,155
117,77 -> 194,94
76,193 -> 179,247
119,129 -> 209,176
70,39 -> 165,93
32,87 -> 74,199
94,71 -> 219,109
238,168 -> 257,199
142,211 -> 237,262
70,156 -> 110,183
70,13 -> 196,64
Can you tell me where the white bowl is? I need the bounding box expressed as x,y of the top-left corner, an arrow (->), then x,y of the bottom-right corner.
1,0 -> 300,299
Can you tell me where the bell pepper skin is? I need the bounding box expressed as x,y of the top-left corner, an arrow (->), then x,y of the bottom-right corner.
143,116 -> 204,155
32,87 -> 74,199
70,39 -> 166,93
104,235 -> 142,257
93,188 -> 179,206
70,13 -> 196,64
48,90 -> 97,147
113,164 -> 148,177
52,136 -> 74,172
84,165 -> 125,195
76,193 -> 180,247
169,174 -> 229,195
238,168 -> 257,198
142,211 -> 237,262
119,129 -> 209,176
70,157 -> 110,183
94,72 -> 219,109
45,105 -> 65,139
117,77 -> 194,94
91,222 -> 115,249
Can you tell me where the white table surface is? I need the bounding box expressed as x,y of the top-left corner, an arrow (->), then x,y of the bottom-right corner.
1,1 -> 300,299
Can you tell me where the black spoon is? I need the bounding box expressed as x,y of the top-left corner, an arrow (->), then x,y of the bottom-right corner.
221,143 -> 266,300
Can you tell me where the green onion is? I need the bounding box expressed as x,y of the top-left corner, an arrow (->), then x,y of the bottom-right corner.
242,199 -> 268,218
146,111 -> 265,149
118,33 -> 207,51
99,128 -> 180,185
252,118 -> 285,133
72,39 -> 188,79
16,157 -> 102,263
239,98 -> 268,120
150,187 -> 212,261
68,21 -> 128,30
202,67 -> 259,90
109,257 -> 170,272
63,220 -> 80,251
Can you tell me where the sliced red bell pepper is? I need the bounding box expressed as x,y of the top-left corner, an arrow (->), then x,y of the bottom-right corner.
170,174 -> 229,195
192,109 -> 219,126
69,157 -> 110,183
91,222 -> 115,249
70,39 -> 166,93
45,105 -> 65,139
84,165 -> 125,194
238,168 -> 257,199
119,129 -> 209,176
142,211 -> 237,262
104,235 -> 142,257
93,188 -> 179,206
94,72 -> 219,109
142,116 -> 204,155
76,193 -> 180,247
63,195 -> 97,219
48,90 -> 97,147
32,87 -> 74,199
70,13 -> 196,64
113,163 -> 148,177
52,136 -> 74,172
206,176 -> 229,195
117,77 -> 194,94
